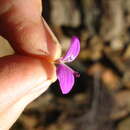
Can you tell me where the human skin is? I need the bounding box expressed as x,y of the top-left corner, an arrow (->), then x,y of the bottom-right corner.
0,0 -> 61,129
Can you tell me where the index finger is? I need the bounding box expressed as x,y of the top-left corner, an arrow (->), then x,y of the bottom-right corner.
0,0 -> 61,61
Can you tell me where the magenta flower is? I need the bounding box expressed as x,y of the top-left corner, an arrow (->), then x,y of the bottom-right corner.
56,36 -> 80,94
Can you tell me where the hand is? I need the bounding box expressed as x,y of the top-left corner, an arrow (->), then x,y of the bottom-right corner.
0,0 -> 61,129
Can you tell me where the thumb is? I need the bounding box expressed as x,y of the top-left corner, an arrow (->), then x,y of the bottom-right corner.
0,80 -> 51,130
0,55 -> 56,130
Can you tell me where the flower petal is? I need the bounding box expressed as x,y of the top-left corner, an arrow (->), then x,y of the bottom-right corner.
62,36 -> 80,62
56,64 -> 74,94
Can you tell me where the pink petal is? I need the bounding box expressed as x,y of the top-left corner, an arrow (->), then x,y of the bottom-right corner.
62,36 -> 80,62
56,64 -> 74,94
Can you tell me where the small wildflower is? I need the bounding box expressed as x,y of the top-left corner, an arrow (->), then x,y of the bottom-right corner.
56,36 -> 80,94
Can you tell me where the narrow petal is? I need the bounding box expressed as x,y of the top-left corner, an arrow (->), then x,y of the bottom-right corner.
56,64 -> 74,94
62,36 -> 80,62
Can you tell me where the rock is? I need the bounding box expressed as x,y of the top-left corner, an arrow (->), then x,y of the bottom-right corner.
101,69 -> 121,91
110,38 -> 124,51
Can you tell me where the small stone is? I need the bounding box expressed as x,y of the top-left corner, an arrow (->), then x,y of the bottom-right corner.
101,69 -> 120,91
110,38 -> 124,51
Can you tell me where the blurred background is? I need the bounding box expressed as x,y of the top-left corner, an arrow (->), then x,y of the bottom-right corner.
9,0 -> 130,130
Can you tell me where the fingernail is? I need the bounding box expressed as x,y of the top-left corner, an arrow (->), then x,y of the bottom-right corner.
42,18 -> 61,60
42,18 -> 59,45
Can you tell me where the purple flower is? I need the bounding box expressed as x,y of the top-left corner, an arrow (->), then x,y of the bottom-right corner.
56,36 -> 80,94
